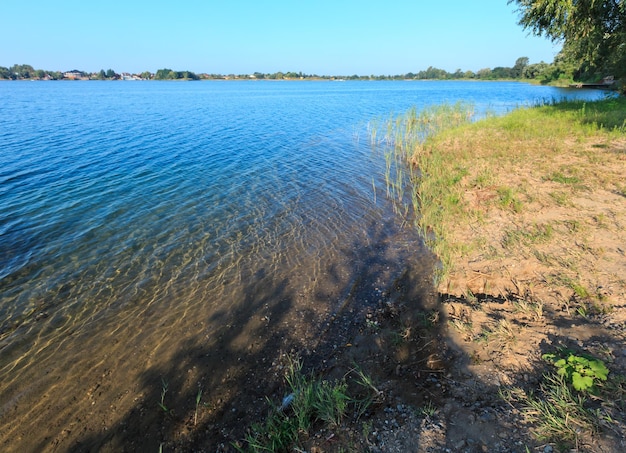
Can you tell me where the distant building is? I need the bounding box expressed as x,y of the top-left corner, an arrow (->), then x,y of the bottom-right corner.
120,73 -> 143,81
63,70 -> 86,80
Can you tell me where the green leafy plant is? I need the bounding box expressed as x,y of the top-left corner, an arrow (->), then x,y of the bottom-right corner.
542,350 -> 609,392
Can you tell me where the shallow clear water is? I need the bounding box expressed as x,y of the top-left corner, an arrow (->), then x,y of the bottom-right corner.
0,80 -> 607,445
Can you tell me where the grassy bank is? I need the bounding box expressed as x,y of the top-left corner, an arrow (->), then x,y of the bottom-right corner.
376,96 -> 626,450
378,96 -> 626,294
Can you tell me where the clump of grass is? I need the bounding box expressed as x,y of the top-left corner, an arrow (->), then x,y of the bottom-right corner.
502,223 -> 554,250
497,186 -> 523,212
513,299 -> 544,322
416,401 -> 437,417
371,102 -> 476,283
450,318 -> 473,340
546,171 -> 581,185
548,190 -> 572,207
237,357 -> 379,452
506,373 -> 598,449
502,350 -> 616,450
476,319 -> 517,347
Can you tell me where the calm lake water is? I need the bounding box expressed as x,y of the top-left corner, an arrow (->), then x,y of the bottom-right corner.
0,80 -> 607,449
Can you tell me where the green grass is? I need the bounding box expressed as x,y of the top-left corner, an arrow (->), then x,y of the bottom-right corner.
548,190 -> 572,206
502,223 -> 554,249
236,357 -> 379,452
497,186 -> 523,212
516,373 -> 598,448
547,171 -> 581,185
416,401 -> 437,417
501,351 -> 620,451
371,102 -> 477,283
370,97 -> 626,286
158,378 -> 169,412
512,299 -> 544,322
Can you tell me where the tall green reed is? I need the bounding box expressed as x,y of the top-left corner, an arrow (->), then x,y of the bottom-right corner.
371,102 -> 475,283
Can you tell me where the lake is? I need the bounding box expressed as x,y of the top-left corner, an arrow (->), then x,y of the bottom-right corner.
0,80 -> 607,450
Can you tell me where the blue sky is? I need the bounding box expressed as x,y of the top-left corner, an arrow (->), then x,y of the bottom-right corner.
3,0 -> 559,75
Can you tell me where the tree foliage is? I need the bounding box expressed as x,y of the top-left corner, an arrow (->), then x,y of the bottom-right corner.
509,0 -> 626,83
154,68 -> 199,80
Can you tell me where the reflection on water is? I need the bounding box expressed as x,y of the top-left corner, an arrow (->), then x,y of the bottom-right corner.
0,81 -> 607,450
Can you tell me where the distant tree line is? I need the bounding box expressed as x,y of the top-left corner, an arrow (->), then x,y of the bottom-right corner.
0,64 -> 64,80
0,56 -> 608,86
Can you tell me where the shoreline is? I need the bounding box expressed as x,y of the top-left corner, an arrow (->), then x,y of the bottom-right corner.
237,97 -> 626,452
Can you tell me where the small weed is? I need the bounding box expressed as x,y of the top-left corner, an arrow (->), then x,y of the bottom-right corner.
513,299 -> 544,322
472,170 -> 493,188
464,289 -> 478,306
450,319 -> 473,339
563,219 -> 584,233
543,350 -> 609,393
571,281 -> 590,300
592,212 -> 608,227
604,374 -> 626,412
361,420 -> 373,442
194,387 -> 203,426
548,190 -> 572,206
417,401 -> 437,417
158,378 -> 169,412
547,171 -> 581,185
483,319 -> 517,347
351,365 -> 383,421
497,186 -> 523,212
502,223 -> 553,249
